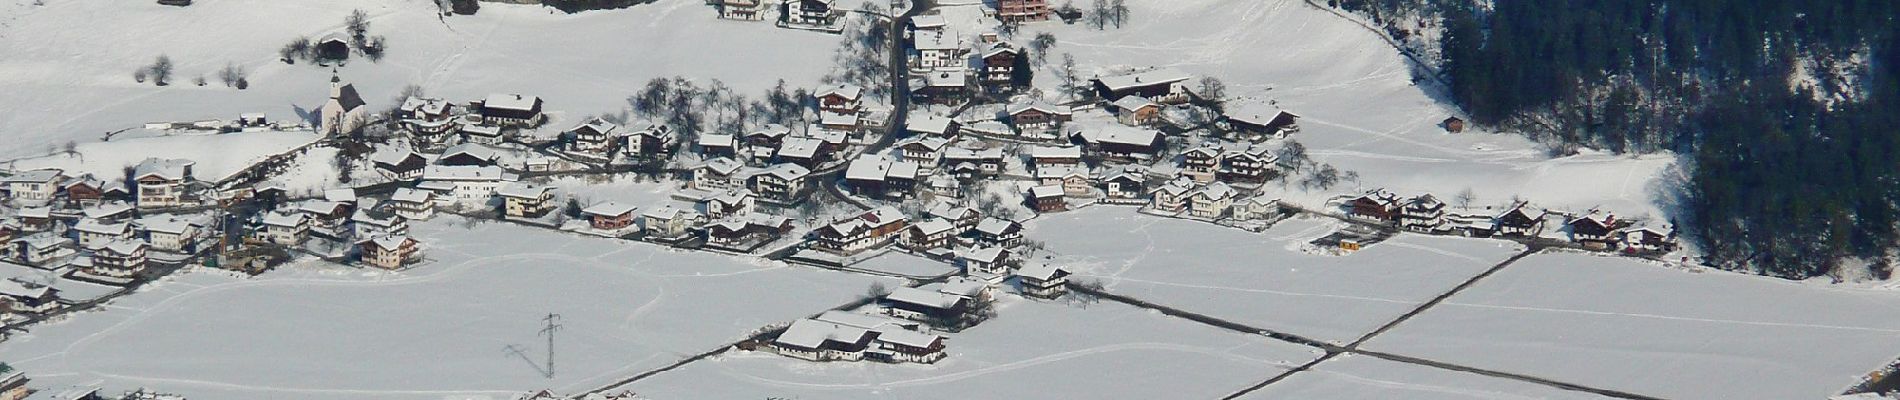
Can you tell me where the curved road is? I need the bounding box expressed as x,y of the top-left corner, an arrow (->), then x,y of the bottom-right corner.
813,0 -> 936,211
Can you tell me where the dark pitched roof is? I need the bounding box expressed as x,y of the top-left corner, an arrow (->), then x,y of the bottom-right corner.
333,84 -> 367,112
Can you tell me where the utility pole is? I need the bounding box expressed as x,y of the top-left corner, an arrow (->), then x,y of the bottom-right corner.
539,313 -> 562,379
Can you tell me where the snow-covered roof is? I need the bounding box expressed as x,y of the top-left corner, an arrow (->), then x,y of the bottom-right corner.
813,310 -> 910,330
907,115 -> 956,135
0,277 -> 53,299
927,204 -> 976,220
1078,125 -> 1163,146
260,212 -> 306,227
939,277 -> 987,298
942,146 -> 1005,160
360,235 -> 415,251
442,143 -> 501,162
817,84 -> 864,101
389,188 -> 434,203
874,326 -> 942,349
846,156 -> 892,181
642,205 -> 697,221
370,147 -> 422,167
133,216 -> 196,234
910,14 -> 947,29
776,318 -> 872,349
1029,185 -> 1064,198
2,169 -> 62,184
325,188 -> 357,203
748,124 -> 792,138
295,200 -> 348,216
885,286 -> 967,310
495,182 -> 552,199
1016,263 -> 1068,281
911,218 -> 955,235
133,158 -> 194,181
1190,182 -> 1236,200
924,70 -> 967,88
582,201 -> 638,217
698,157 -> 744,176
778,137 -> 824,159
81,201 -> 133,219
820,112 -> 859,127
1112,95 -> 1159,111
1007,102 -> 1072,117
483,93 -> 542,112
1226,102 -> 1301,126
974,217 -> 1018,235
750,163 -> 811,181
421,165 -> 505,181
1030,145 -> 1083,159
18,234 -> 70,250
915,28 -> 963,51
572,118 -> 619,136
1093,68 -> 1193,92
699,133 -> 736,147
461,124 -> 503,137
400,96 -> 450,115
352,209 -> 405,226
98,239 -> 145,255
898,136 -> 950,152
73,219 -> 128,235
887,162 -> 919,180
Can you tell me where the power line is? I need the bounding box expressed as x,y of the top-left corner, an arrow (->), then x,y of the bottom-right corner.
539,313 -> 561,379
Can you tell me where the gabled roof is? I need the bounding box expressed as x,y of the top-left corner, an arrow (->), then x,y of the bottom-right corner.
389,188 -> 435,203
1028,185 -> 1064,199
897,136 -> 950,152
1189,182 -> 1235,200
776,318 -> 874,350
134,215 -> 198,234
2,169 -> 62,184
846,156 -> 893,181
351,209 -> 405,226
1029,145 -> 1083,159
1092,68 -> 1193,92
907,115 -> 957,135
959,246 -> 1008,263
1007,102 -> 1072,117
483,93 -> 542,112
642,205 -> 699,221
495,182 -> 553,199
441,143 -> 501,163
260,211 -> 307,227
1077,125 -> 1163,147
359,235 -> 416,251
817,84 -> 864,101
134,158 -> 195,181
926,203 -> 978,220
698,157 -> 745,176
1112,96 -> 1159,112
914,28 -> 963,51
910,14 -> 948,29
582,201 -> 638,217
777,137 -> 825,159
570,118 -> 620,137
461,124 -> 504,137
421,165 -> 505,181
98,239 -> 146,256
370,147 -> 424,168
330,83 -> 367,112
910,218 -> 956,235
923,70 -> 967,88
73,219 -> 129,235
81,201 -> 134,219
1016,263 -> 1069,281
751,163 -> 812,181
698,133 -> 737,147
885,286 -> 968,311
974,217 -> 1019,235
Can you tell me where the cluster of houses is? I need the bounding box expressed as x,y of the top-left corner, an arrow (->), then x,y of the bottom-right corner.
1345,189 -> 1679,254
713,0 -> 846,30
768,263 -> 1068,364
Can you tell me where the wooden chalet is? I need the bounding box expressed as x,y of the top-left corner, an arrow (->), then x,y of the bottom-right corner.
1090,68 -> 1193,103
1567,213 -> 1620,249
1348,190 -> 1402,222
1015,263 -> 1070,299
1399,194 -> 1448,232
582,201 -> 639,231
478,93 -> 545,127
1026,185 -> 1066,213
973,217 -> 1024,248
1495,205 -> 1547,237
810,206 -> 908,254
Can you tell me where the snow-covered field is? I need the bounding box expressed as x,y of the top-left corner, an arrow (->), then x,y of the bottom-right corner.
1007,0 -> 1678,220
0,0 -> 850,159
0,218 -> 894,400
9,130 -> 318,182
630,295 -> 1321,399
849,252 -> 957,277
1027,207 -> 1525,343
1240,355 -> 1614,400
1363,252 -> 1900,400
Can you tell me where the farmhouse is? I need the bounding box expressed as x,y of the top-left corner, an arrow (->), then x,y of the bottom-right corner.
997,0 -> 1052,22
897,136 -> 950,167
479,94 -> 545,127
1148,178 -> 1195,213
1218,145 -> 1279,184
1400,194 -> 1448,232
746,163 -> 813,202
1015,263 -> 1070,299
1006,102 -> 1073,133
941,147 -> 1005,179
915,29 -> 967,70
1567,213 -> 1620,249
693,190 -> 754,219
133,216 -> 201,253
566,118 -> 622,160
771,318 -> 878,362
1231,195 -> 1283,221
1112,96 -> 1162,126
497,182 -> 557,219
883,286 -> 971,326
133,158 -> 196,208
1027,185 -> 1066,213
816,84 -> 863,115
1348,190 -> 1402,222
903,218 -> 958,250
1495,204 -> 1547,237
1227,107 -> 1301,139
746,124 -> 792,148
73,218 -> 132,249
692,157 -> 747,191
1186,182 -> 1236,219
926,203 -> 982,234
717,0 -> 769,20
14,235 -> 74,266
459,124 -> 506,145
625,121 -> 676,158
775,137 -> 830,168
438,143 -> 502,167
1090,68 -> 1193,103
913,70 -> 969,105
61,175 -> 112,206
351,209 -> 409,238
0,275 -> 59,314
958,246 -> 1011,276
418,165 -> 510,204
86,240 -> 147,278
1071,125 -> 1165,161
786,0 -> 840,26
3,169 -> 63,201
581,201 -> 638,231
1622,225 -> 1678,252
980,42 -> 1021,88
907,115 -> 960,138
641,206 -> 704,240
387,188 -> 437,220
398,96 -> 457,136
810,206 -> 908,254
357,235 -> 421,270
1099,169 -> 1146,202
973,217 -> 1024,248
371,148 -> 428,180
1181,146 -> 1222,183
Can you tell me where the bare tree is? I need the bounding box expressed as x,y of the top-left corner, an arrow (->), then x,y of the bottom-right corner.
148,55 -> 174,86
1198,77 -> 1228,108
133,68 -> 147,83
1088,0 -> 1109,30
865,281 -> 891,300
218,63 -> 247,87
1056,53 -> 1081,101
346,9 -> 371,43
1029,32 -> 1058,66
1455,188 -> 1476,210
1109,0 -> 1129,28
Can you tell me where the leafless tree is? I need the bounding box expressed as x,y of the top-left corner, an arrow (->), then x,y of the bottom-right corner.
148,55 -> 174,86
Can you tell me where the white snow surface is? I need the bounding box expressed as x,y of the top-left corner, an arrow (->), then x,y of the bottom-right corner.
1027,207 -> 1525,343
1363,252 -> 1900,400
0,0 -> 844,159
9,130 -> 318,182
1241,355 -> 1614,400
629,295 -> 1322,399
0,217 -> 894,400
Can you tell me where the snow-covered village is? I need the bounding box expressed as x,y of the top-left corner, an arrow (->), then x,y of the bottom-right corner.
0,0 -> 1898,399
